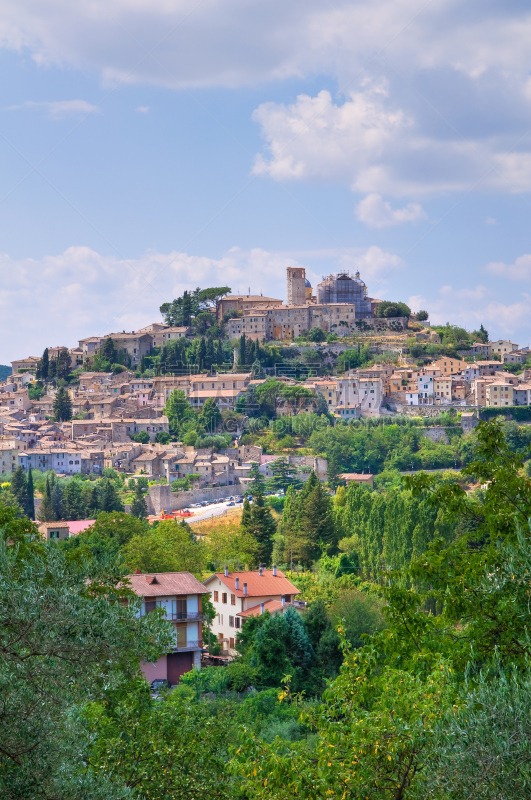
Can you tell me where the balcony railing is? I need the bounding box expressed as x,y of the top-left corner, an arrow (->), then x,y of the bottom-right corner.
172,640 -> 202,651
168,612 -> 204,622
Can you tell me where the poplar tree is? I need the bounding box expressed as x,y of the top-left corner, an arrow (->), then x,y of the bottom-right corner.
10,466 -> 27,514
38,474 -> 55,522
51,482 -> 63,521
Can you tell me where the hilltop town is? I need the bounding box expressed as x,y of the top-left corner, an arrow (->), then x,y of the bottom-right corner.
3,266 -> 529,511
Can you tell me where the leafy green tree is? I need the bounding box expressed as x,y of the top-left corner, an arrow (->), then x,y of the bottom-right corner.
164,389 -> 194,433
101,336 -> 116,363
28,381 -> 44,400
307,326 -> 326,342
376,300 -> 411,318
122,519 -> 204,575
132,430 -> 150,444
0,504 -> 173,800
471,322 -> 489,343
53,387 -> 73,421
250,607 -> 315,692
130,483 -> 148,520
100,478 -> 124,513
415,309 -> 429,321
155,430 -> 171,444
85,677 -> 230,800
200,397 -> 222,431
62,511 -> 144,562
56,349 -> 72,380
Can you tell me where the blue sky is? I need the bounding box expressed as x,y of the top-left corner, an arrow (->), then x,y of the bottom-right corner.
0,0 -> 530,362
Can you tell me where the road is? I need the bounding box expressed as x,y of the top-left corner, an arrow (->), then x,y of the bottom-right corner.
188,499 -> 243,524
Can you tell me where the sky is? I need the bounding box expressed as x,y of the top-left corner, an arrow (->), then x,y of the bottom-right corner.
0,0 -> 531,362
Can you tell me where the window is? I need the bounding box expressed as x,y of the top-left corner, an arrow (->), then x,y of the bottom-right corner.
229,616 -> 234,627
235,617 -> 241,629
222,593 -> 227,604
229,637 -> 235,649
231,594 -> 236,605
214,591 -> 219,602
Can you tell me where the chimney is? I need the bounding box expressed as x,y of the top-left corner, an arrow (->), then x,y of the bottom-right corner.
259,566 -> 263,576
224,565 -> 229,578
243,582 -> 247,596
273,564 -> 277,576
135,568 -> 141,574
235,576 -> 240,590
282,595 -> 285,607
260,602 -> 265,614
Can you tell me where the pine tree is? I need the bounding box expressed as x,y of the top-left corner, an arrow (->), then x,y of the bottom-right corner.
249,488 -> 276,565
51,482 -> 63,520
26,466 -> 35,520
302,475 -> 336,557
62,481 -> 85,521
101,337 -> 116,363
130,484 -> 148,520
248,462 -> 264,493
181,291 -> 193,326
53,387 -> 72,422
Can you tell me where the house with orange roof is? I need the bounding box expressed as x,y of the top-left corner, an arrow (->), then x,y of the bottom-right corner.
203,566 -> 302,655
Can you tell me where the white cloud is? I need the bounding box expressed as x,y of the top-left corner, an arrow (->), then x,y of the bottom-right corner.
9,99 -> 98,119
136,105 -> 150,113
252,87 -> 531,196
355,193 -> 426,227
0,243 -> 403,364
485,216 -> 496,225
408,285 -> 530,342
487,254 -> 531,281
0,1 -> 530,90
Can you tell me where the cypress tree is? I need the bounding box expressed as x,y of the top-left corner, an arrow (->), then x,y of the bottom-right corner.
240,497 -> 252,531
10,467 -> 28,516
100,478 -> 124,513
239,334 -> 246,366
26,466 -> 35,520
206,338 -> 214,369
216,340 -> 223,365
51,482 -> 63,521
198,338 -> 206,371
38,475 -> 55,522
131,484 -> 148,520
41,348 -> 49,380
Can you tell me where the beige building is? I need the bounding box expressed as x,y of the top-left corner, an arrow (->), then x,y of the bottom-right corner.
489,339 -> 519,356
11,356 -> 40,375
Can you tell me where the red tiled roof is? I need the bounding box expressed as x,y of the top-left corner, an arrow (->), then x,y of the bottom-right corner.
66,519 -> 96,535
204,569 -> 299,598
126,572 -> 209,597
237,599 -> 284,617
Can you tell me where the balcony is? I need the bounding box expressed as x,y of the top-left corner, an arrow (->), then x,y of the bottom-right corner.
168,612 -> 204,622
172,640 -> 202,652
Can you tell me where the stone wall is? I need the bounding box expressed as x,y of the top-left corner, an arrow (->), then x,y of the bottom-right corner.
148,483 -> 238,515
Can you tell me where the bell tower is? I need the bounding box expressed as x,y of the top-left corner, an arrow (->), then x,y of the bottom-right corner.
286,267 -> 306,306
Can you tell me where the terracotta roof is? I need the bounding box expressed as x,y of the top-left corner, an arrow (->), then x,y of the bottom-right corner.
66,520 -> 96,535
340,473 -> 374,481
126,572 -> 209,597
237,599 -> 285,617
204,569 -> 299,598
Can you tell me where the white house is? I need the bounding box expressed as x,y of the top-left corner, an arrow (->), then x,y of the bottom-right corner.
203,566 -> 301,655
417,374 -> 434,404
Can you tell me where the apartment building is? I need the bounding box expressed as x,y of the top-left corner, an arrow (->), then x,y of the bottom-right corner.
489,339 -> 519,356
129,572 -> 209,684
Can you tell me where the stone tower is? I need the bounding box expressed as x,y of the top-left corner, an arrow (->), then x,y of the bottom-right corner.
286,266 -> 306,306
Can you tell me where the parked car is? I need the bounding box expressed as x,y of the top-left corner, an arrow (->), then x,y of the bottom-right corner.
150,678 -> 170,693
227,501 -> 235,506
